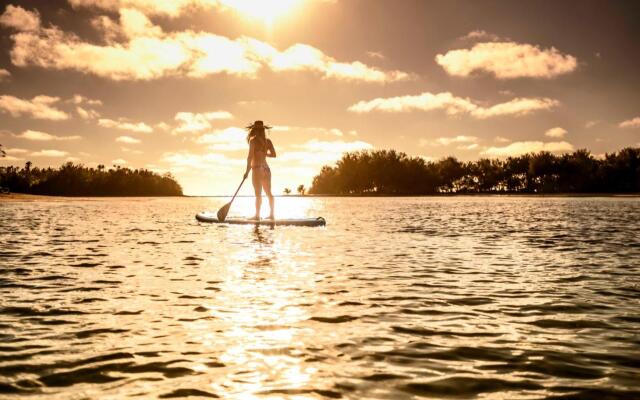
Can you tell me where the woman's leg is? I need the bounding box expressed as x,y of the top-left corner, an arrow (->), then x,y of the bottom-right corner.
251,168 -> 262,218
262,168 -> 274,219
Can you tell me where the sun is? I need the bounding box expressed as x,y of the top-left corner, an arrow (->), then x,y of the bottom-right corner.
217,0 -> 303,26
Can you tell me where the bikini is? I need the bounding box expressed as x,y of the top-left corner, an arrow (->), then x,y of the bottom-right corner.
251,144 -> 271,174
252,164 -> 271,174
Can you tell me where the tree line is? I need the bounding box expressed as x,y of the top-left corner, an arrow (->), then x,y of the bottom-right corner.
0,161 -> 183,196
309,147 -> 640,195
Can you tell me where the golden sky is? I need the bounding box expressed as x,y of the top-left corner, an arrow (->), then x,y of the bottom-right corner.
1,0 -> 639,195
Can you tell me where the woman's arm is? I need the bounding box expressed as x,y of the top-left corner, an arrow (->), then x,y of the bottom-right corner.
244,140 -> 254,178
267,139 -> 276,158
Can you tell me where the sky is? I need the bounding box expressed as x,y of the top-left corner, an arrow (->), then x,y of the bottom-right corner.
0,0 -> 639,195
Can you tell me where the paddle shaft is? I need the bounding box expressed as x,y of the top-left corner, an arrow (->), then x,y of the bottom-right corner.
229,176 -> 246,205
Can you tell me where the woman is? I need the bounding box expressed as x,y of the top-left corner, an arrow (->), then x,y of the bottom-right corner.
244,120 -> 276,220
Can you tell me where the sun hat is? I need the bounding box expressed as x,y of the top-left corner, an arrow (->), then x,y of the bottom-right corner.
245,120 -> 272,130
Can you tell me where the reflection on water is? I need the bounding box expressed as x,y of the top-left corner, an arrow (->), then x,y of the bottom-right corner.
233,196 -> 313,221
213,224 -> 318,399
1,196 -> 640,399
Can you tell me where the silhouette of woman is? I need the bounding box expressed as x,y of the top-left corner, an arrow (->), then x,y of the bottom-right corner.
244,120 -> 276,219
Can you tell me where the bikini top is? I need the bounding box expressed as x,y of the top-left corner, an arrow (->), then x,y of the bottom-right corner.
251,138 -> 269,166
251,137 -> 267,153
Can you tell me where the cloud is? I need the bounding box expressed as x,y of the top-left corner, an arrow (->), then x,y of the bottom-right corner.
15,129 -> 81,141
0,68 -> 10,82
207,142 -> 247,151
119,7 -> 163,38
155,122 -> 170,131
72,94 -> 103,106
6,10 -> 192,81
544,127 -> 567,138
619,117 -> 640,128
161,151 -> 243,169
459,30 -> 503,42
91,15 -> 123,43
0,4 -> 40,31
0,94 -> 70,120
115,135 -> 141,144
69,0 -> 337,19
585,120 -> 600,128
474,98 -> 560,118
348,91 -> 559,118
195,126 -> 358,152
277,151 -> 339,166
434,135 -> 478,146
68,0 -> 210,17
98,117 -> 153,132
494,136 -> 510,143
328,128 -> 345,137
367,51 -> 385,59
261,42 -> 408,82
277,139 -> 373,166
70,95 -> 102,119
2,148 -> 27,162
3,6 -> 408,83
0,155 -> 23,161
196,127 -> 247,151
76,106 -> 101,119
457,143 -> 479,150
112,158 -> 127,165
4,147 -> 27,154
173,111 -> 234,134
272,125 -> 354,137
482,141 -> 574,157
436,42 -> 577,79
31,149 -> 69,157
324,60 -> 407,82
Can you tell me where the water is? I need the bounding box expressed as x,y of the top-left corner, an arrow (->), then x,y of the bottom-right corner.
1,196 -> 639,399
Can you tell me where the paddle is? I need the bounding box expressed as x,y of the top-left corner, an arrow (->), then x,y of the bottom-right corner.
217,175 -> 247,222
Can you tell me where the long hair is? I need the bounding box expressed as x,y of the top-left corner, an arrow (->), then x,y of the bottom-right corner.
247,126 -> 266,148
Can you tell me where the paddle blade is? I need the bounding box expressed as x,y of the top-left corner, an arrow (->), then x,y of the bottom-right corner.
217,202 -> 231,222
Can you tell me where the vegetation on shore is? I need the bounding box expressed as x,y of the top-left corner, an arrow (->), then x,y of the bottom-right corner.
0,162 -> 183,196
309,147 -> 640,195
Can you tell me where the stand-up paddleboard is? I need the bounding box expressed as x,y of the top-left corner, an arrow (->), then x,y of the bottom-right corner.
196,212 -> 326,227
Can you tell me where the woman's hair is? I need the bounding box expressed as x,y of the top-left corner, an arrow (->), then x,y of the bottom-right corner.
247,126 -> 266,144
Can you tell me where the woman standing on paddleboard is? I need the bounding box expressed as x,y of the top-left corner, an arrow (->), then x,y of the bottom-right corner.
244,120 -> 276,220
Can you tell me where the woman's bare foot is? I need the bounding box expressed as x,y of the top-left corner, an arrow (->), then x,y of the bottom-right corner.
267,214 -> 275,220
249,215 -> 260,220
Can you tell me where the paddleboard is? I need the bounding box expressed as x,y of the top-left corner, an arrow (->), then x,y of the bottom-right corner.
196,212 -> 326,227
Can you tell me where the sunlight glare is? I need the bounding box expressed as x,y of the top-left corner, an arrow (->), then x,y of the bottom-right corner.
217,0 -> 303,26
224,196 -> 312,219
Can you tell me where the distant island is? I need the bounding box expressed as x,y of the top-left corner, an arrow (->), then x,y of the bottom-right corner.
309,147 -> 640,195
0,162 -> 182,196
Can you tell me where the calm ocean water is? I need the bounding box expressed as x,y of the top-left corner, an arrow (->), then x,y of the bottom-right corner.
1,196 -> 639,399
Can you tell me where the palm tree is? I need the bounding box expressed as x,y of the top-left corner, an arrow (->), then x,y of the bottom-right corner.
0,144 -> 6,158
297,184 -> 305,195
283,187 -> 291,195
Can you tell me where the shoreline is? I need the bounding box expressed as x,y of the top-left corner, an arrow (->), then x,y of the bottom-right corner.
188,192 -> 640,198
3,192 -> 639,202
0,193 -> 184,202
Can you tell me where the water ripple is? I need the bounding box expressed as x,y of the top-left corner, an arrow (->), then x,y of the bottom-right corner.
1,196 -> 639,399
